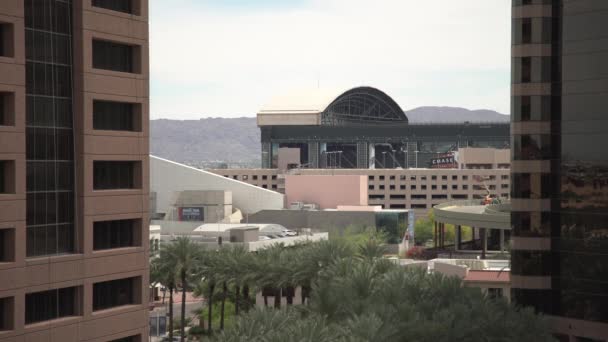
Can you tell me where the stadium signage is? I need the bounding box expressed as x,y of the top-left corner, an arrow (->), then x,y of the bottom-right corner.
430,153 -> 457,169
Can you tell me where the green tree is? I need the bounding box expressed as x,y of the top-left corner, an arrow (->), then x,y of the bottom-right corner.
163,237 -> 204,342
210,247 -> 554,342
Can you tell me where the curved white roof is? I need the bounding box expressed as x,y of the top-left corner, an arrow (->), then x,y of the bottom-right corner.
258,87 -> 348,115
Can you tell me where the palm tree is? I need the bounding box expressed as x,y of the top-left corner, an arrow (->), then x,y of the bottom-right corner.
163,237 -> 204,342
156,246 -> 178,341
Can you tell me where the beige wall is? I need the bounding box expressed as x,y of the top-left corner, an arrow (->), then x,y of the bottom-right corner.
211,168 -> 510,217
457,148 -> 510,169
285,175 -> 368,209
0,2 -> 149,341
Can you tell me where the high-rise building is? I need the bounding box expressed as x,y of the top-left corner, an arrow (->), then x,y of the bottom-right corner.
0,1 -> 149,341
510,0 -> 608,340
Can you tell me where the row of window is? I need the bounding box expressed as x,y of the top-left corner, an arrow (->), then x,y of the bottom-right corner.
369,183 -> 509,191
92,0 -> 137,14
4,95 -> 139,132
0,277 -> 138,330
367,193 -> 509,202
0,220 -> 139,259
369,175 -> 505,181
226,174 -> 278,181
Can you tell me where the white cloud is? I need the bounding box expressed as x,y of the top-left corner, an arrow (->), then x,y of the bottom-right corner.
150,0 -> 511,119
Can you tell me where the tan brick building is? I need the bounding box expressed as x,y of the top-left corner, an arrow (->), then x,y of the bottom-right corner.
1,1 -> 149,341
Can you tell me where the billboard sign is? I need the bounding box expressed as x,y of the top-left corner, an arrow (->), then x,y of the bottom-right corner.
178,207 -> 204,221
429,152 -> 458,169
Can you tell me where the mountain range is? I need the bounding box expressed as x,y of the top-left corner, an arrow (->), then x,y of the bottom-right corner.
150,106 -> 509,164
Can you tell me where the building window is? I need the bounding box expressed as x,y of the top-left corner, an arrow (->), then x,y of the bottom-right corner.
521,57 -> 531,83
262,175 -> 268,180
232,176 -> 237,179
512,211 -> 550,237
0,297 -> 13,331
431,185 -> 437,190
432,194 -> 448,200
92,0 -> 136,14
92,39 -> 138,73
501,175 -> 509,180
93,219 -> 138,251
390,195 -> 406,199
410,185 -> 416,190
0,228 -> 15,262
389,185 -> 395,190
421,185 -> 427,190
368,194 -> 385,200
431,176 -> 436,180
400,185 -> 405,190
271,184 -> 277,189
109,336 -> 140,342
487,288 -> 503,299
390,204 -> 406,209
410,176 -> 416,181
271,175 -> 277,180
452,185 -> 458,190
0,92 -> 15,126
262,185 -> 267,189
411,194 -> 426,200
93,100 -> 140,131
511,250 -> 552,276
511,173 -> 551,199
242,175 -> 248,180
442,185 -> 447,190
463,175 -> 468,181
501,184 -> 509,189
521,18 -> 532,44
513,57 -> 552,84
0,161 -> 5,194
252,175 -> 258,180
379,185 -> 385,190
463,185 -> 468,190
452,194 -> 468,199
411,204 -> 427,209
513,134 -> 551,160
399,175 -> 406,180
368,175 -> 374,180
452,175 -> 457,181
93,161 -> 139,190
26,225 -> 74,258
441,175 -> 447,180
389,175 -> 395,180
0,23 -> 14,58
93,277 -> 137,311
379,175 -> 385,180
25,287 -> 79,324
368,185 -> 374,190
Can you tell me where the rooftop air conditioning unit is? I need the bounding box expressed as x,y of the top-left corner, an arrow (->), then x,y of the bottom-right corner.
290,202 -> 304,210
302,203 -> 318,211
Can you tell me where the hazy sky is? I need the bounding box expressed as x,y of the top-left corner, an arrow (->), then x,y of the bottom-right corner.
150,0 -> 511,119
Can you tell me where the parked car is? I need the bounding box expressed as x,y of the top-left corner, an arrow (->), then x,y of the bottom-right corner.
283,229 -> 297,236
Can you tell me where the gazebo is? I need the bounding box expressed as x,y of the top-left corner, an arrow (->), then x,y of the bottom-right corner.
433,200 -> 511,259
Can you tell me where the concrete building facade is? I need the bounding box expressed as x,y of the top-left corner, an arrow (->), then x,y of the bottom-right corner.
210,167 -> 510,217
510,0 -> 608,340
1,1 -> 149,341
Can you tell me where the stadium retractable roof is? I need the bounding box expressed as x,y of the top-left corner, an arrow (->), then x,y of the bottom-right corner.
257,86 -> 407,126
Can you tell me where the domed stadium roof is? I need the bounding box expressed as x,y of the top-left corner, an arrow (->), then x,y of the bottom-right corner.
257,86 -> 407,126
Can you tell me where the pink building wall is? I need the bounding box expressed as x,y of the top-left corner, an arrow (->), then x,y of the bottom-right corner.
285,175 -> 368,209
